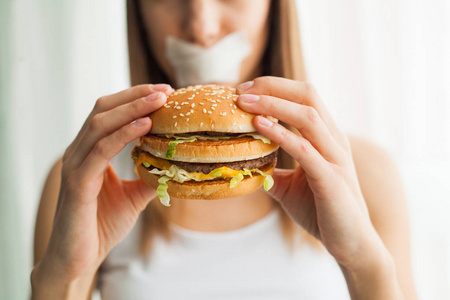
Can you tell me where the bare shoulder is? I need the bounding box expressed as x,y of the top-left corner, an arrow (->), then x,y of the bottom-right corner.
348,136 -> 407,227
348,136 -> 406,219
348,136 -> 417,299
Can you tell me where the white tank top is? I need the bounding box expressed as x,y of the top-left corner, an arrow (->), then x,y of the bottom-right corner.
100,145 -> 350,299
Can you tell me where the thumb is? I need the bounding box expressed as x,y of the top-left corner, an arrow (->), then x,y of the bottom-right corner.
266,168 -> 295,202
123,179 -> 157,212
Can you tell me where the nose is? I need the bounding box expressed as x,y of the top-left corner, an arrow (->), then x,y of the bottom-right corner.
184,0 -> 221,47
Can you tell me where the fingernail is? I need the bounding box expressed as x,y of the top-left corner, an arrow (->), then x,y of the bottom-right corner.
237,81 -> 254,93
257,116 -> 273,127
151,84 -> 173,93
134,117 -> 150,127
146,92 -> 163,101
239,94 -> 260,103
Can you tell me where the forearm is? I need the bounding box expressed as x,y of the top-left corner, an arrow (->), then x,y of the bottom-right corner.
31,256 -> 96,300
340,240 -> 404,300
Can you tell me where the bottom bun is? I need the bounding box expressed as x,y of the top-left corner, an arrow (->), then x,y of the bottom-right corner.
137,163 -> 275,200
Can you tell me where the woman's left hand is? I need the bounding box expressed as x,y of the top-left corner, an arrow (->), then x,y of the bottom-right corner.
236,76 -> 389,270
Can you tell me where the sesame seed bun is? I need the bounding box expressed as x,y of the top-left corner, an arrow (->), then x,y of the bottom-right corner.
149,85 -> 264,134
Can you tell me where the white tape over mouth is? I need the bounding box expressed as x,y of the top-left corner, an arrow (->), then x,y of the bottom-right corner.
165,31 -> 251,88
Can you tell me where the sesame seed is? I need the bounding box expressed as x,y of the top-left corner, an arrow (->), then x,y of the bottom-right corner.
173,115 -> 177,119
211,107 -> 215,110
186,118 -> 189,122
211,124 -> 214,129
180,113 -> 184,117
200,102 -> 204,105
208,111 -> 212,114
200,122 -> 203,127
168,101 -> 174,104
174,122 -> 178,127
191,103 -> 195,108
175,102 -> 178,105
234,105 -> 237,109
164,104 -> 170,108
203,108 -> 207,113
186,112 -> 191,116
190,109 -> 194,113
231,109 -> 235,114
233,122 -> 237,126
241,114 -> 245,118
216,99 -> 221,102
230,104 -> 233,107
212,104 -> 217,107
176,106 -> 181,109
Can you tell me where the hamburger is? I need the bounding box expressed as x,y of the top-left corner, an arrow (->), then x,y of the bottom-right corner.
132,85 -> 278,206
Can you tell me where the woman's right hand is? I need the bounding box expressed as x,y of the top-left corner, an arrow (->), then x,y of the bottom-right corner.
32,84 -> 173,292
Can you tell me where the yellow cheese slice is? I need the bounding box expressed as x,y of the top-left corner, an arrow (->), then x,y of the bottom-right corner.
137,152 -> 245,181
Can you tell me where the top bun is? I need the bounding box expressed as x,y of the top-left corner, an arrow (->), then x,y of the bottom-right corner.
149,85 -> 257,134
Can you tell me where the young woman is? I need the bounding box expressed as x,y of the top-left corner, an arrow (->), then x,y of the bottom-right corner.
32,0 -> 417,299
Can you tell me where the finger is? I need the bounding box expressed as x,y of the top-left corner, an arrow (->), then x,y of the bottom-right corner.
93,84 -> 173,114
267,168 -> 315,220
76,85 -> 171,144
237,94 -> 343,163
237,77 -> 346,145
71,92 -> 167,166
64,84 -> 173,162
265,168 -> 295,203
103,166 -> 156,214
123,179 -> 157,213
78,117 -> 152,186
253,115 -> 330,181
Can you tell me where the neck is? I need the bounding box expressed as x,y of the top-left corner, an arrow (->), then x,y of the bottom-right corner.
167,189 -> 274,232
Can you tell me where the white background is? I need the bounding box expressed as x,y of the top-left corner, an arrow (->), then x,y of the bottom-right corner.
1,0 -> 449,299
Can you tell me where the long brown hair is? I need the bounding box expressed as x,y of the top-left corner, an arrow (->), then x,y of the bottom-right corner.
126,0 -> 320,254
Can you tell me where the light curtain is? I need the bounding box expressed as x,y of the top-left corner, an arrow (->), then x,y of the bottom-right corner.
1,0 -> 449,299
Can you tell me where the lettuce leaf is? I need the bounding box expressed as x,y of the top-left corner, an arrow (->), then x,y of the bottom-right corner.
157,176 -> 171,207
252,169 -> 274,191
148,165 -> 193,183
165,138 -> 196,159
229,173 -> 244,188
210,168 -> 224,178
242,168 -> 253,178
263,175 -> 274,191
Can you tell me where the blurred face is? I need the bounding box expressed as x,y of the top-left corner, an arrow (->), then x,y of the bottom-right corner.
140,0 -> 272,86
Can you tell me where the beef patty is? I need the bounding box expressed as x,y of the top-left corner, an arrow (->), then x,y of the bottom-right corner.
169,150 -> 278,174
